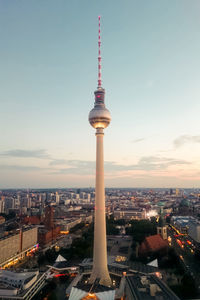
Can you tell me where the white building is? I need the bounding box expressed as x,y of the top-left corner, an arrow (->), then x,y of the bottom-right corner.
0,269 -> 46,299
114,208 -> 146,220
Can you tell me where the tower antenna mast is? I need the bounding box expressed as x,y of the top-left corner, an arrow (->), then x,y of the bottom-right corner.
98,16 -> 102,88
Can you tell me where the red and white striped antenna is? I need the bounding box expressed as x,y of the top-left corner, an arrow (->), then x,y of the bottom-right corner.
98,16 -> 102,88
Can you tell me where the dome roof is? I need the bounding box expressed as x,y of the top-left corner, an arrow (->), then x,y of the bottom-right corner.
157,202 -> 165,207
180,199 -> 190,207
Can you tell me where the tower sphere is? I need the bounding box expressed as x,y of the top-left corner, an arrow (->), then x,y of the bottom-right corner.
89,105 -> 111,129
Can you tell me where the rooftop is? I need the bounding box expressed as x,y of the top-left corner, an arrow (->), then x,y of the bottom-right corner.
0,225 -> 36,242
0,269 -> 38,283
126,274 -> 180,300
139,235 -> 168,254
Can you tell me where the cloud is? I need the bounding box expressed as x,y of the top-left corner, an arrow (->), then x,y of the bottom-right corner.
0,155 -> 190,178
0,156 -> 195,188
0,149 -> 50,159
54,156 -> 190,175
49,159 -> 68,166
132,138 -> 146,143
55,160 -> 95,175
138,156 -> 189,168
0,165 -> 45,172
174,135 -> 200,148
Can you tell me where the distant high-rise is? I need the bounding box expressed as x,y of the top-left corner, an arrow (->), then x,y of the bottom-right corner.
176,188 -> 180,196
0,197 -> 5,214
88,16 -> 111,286
56,192 -> 60,204
27,194 -> 31,209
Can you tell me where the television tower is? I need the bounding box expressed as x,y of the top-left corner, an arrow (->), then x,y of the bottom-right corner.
88,16 -> 112,287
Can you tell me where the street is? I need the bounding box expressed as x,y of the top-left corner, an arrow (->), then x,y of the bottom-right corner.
168,225 -> 200,290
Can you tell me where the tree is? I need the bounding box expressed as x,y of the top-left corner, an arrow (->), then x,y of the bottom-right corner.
115,219 -> 126,226
106,223 -> 120,235
166,216 -> 171,224
69,222 -> 85,233
106,217 -> 120,235
126,219 -> 157,243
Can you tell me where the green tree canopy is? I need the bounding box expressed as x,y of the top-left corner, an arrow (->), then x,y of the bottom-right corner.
126,219 -> 157,243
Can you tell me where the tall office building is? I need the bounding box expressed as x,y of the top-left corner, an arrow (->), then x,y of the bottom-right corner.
88,16 -> 111,287
56,192 -> 60,204
27,194 -> 32,209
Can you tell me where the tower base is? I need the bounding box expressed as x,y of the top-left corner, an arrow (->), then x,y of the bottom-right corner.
89,268 -> 112,287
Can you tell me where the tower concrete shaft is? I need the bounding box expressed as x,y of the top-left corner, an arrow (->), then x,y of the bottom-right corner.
89,128 -> 111,286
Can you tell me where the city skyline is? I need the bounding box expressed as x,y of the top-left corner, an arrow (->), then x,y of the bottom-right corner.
1,1 -> 200,188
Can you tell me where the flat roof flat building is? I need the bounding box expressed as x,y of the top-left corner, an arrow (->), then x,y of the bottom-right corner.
188,219 -> 200,243
0,269 -> 46,299
126,274 -> 180,300
114,208 -> 146,220
0,226 -> 38,267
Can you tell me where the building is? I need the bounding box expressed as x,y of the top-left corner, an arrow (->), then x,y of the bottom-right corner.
139,234 -> 168,258
157,209 -> 167,240
27,194 -> 31,209
56,192 -> 60,205
0,197 -> 5,213
171,216 -> 194,234
0,226 -> 38,268
157,218 -> 167,240
38,205 -> 60,246
125,274 -> 180,299
46,255 -> 78,279
69,286 -> 115,300
114,208 -> 146,220
0,269 -> 46,300
178,198 -> 191,216
188,219 -> 200,243
0,216 -> 5,225
38,226 -> 60,246
57,217 -> 82,231
44,205 -> 54,230
22,215 -> 41,225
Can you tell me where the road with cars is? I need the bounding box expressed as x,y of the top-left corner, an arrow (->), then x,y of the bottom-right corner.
168,225 -> 200,290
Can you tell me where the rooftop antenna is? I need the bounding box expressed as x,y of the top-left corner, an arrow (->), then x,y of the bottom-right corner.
98,16 -> 102,88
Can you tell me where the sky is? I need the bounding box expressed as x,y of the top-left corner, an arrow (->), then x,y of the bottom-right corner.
0,0 -> 200,188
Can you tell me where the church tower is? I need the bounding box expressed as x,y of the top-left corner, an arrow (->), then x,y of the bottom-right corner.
157,207 -> 167,240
